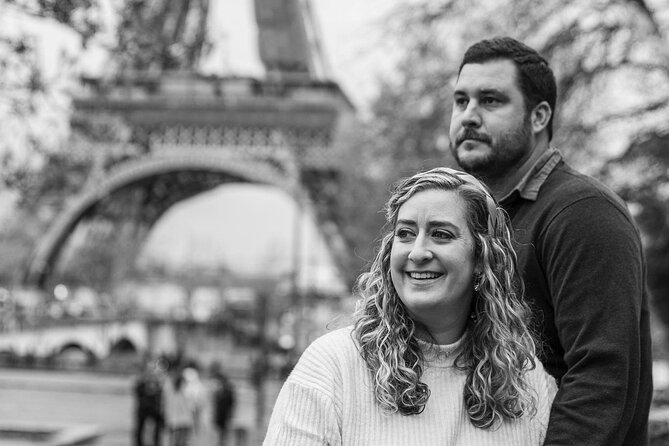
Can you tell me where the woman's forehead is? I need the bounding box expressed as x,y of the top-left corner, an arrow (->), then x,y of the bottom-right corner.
397,189 -> 469,224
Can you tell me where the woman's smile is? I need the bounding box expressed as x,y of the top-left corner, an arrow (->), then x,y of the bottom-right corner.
406,271 -> 444,281
390,189 -> 477,332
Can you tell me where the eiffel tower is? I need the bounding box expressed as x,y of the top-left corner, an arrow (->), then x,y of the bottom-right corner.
23,0 -> 356,291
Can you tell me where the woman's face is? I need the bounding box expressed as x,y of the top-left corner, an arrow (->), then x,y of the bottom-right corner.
390,189 -> 477,339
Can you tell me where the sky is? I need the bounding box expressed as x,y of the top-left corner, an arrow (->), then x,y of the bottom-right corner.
197,0 -> 407,109
137,184 -> 347,295
310,0 -> 408,108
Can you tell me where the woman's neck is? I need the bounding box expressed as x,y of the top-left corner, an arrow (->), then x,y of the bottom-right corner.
415,324 -> 466,345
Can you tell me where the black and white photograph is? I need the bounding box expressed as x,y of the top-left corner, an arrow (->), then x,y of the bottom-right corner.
0,1 -> 667,445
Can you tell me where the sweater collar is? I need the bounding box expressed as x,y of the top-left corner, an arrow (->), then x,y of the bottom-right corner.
418,333 -> 466,368
500,148 -> 562,204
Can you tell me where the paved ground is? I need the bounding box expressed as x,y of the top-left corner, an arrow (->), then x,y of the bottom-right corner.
5,364 -> 669,445
0,368 -> 282,446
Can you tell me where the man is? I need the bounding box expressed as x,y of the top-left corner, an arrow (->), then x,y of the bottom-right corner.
212,368 -> 236,446
134,358 -> 165,446
449,36 -> 652,445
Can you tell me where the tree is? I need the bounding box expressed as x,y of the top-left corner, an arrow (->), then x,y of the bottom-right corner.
5,0 -> 100,42
0,4 -> 76,178
0,2 -> 98,286
113,0 -> 210,74
0,0 -> 213,288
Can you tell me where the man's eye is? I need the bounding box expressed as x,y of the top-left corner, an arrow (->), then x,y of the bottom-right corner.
482,97 -> 499,105
454,97 -> 468,107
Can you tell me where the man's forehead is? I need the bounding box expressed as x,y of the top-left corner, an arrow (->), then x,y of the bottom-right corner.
455,59 -> 519,92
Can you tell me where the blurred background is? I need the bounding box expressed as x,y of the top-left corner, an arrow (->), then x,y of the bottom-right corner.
0,0 -> 668,445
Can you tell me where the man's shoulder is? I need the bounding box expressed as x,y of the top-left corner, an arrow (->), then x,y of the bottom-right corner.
539,162 -> 628,212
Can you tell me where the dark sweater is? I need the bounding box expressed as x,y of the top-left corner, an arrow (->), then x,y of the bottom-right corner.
502,156 -> 653,446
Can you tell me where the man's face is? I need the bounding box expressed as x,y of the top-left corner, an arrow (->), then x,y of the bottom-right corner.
449,59 -> 533,179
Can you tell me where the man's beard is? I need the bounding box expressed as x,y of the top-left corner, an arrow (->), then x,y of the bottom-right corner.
450,117 -> 533,180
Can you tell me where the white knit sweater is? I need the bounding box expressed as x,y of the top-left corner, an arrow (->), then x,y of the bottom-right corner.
264,327 -> 557,446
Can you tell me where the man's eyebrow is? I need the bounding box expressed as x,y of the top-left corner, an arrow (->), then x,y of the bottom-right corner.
480,88 -> 507,96
454,87 -> 506,96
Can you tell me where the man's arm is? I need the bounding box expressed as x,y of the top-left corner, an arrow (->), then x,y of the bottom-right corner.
540,197 -> 647,445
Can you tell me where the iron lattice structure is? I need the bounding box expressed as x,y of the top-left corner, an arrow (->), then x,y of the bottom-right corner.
22,0 -> 356,290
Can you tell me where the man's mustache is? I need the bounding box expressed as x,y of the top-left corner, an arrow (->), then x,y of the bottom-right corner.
456,128 -> 492,145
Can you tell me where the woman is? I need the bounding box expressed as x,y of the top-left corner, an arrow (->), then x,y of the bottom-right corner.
163,366 -> 194,446
263,167 -> 557,445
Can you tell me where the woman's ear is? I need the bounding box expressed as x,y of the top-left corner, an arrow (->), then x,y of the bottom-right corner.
531,101 -> 552,134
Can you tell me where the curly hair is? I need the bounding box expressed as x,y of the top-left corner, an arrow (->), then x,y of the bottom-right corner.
352,167 -> 538,428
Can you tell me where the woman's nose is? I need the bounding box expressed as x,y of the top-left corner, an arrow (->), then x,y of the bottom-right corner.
408,237 -> 433,263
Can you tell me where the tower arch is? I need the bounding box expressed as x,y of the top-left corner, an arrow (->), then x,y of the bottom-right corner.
23,152 -> 298,288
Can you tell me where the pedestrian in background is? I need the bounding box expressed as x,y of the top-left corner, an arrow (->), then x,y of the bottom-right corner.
211,366 -> 236,446
182,365 -> 206,430
163,365 -> 194,446
133,357 -> 166,446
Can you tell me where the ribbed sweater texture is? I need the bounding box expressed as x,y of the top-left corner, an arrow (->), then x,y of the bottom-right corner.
264,327 -> 557,446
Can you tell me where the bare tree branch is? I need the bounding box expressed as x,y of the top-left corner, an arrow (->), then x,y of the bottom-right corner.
625,0 -> 664,37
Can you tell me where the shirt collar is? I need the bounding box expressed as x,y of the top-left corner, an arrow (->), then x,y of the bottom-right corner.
500,148 -> 562,203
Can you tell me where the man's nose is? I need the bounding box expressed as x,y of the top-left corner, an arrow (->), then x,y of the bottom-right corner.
461,102 -> 482,128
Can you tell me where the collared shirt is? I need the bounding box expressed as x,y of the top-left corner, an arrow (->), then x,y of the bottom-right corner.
500,148 -> 563,204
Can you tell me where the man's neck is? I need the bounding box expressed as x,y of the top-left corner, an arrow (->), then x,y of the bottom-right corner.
485,141 -> 550,199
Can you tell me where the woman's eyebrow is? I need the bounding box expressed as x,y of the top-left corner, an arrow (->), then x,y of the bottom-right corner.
428,220 -> 460,230
396,219 -> 461,230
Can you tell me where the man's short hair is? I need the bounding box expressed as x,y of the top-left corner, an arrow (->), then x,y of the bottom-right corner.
459,37 -> 557,141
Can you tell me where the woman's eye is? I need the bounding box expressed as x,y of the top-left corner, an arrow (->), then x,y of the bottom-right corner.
395,228 -> 414,239
433,230 -> 455,240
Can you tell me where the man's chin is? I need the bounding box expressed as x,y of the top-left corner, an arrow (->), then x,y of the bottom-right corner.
454,148 -> 492,173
